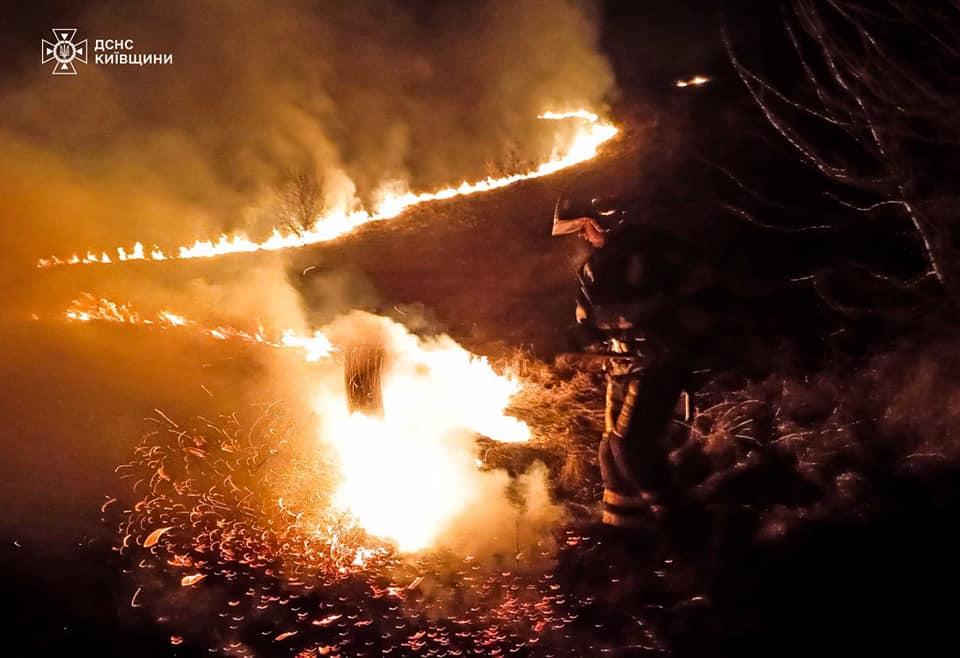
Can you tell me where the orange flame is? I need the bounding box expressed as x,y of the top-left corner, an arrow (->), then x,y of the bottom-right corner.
675,74 -> 711,88
37,111 -> 617,268
64,297 -> 532,551
314,315 -> 530,552
63,294 -> 335,361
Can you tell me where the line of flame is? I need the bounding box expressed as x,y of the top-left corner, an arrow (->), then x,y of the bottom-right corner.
37,111 -> 617,268
63,294 -> 335,362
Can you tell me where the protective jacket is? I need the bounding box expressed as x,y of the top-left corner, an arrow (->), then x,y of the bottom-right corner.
578,223 -> 703,528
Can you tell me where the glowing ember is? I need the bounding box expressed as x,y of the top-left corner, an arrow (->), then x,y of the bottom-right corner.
112,402 -> 605,658
37,110 -> 617,268
675,74 -> 711,88
180,573 -> 207,586
142,526 -> 173,548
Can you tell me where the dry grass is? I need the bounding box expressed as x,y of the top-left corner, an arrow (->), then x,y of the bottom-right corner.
654,328 -> 960,541
488,328 -> 960,526
493,349 -> 605,505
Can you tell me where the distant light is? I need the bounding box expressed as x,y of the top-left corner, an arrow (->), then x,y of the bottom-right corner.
675,75 -> 711,88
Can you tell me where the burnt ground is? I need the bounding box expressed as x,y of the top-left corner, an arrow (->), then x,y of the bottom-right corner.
4,5 -> 960,657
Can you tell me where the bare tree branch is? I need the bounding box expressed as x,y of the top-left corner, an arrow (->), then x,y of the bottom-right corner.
277,169 -> 324,235
724,0 -> 960,298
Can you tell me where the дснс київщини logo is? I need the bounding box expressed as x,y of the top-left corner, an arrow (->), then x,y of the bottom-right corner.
41,31 -> 173,72
41,29 -> 87,75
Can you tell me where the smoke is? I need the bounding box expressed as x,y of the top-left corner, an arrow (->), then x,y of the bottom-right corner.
0,0 -> 613,272
0,0 -> 608,568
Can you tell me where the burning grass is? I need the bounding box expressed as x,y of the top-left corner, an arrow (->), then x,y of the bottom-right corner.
38,111 -> 617,268
88,304 -> 630,656
64,293 -> 335,361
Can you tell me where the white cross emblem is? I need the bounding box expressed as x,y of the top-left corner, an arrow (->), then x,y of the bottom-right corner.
41,28 -> 88,75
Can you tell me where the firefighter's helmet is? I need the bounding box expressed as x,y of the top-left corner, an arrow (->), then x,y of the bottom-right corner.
551,195 -> 625,236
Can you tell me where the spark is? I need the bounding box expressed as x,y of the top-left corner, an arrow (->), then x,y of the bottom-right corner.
143,526 -> 174,548
180,573 -> 207,587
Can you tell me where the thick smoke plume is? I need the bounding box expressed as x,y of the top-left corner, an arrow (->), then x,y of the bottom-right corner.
0,0 -> 613,275
0,0 -> 612,572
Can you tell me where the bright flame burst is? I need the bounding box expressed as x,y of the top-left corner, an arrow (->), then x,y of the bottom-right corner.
317,316 -> 530,552
65,297 -> 530,551
37,111 -> 617,267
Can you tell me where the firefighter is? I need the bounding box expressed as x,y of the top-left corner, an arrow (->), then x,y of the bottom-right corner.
553,196 -> 705,529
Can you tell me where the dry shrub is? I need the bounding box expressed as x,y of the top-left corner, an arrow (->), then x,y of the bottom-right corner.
494,349 -> 605,505
672,327 -> 960,537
